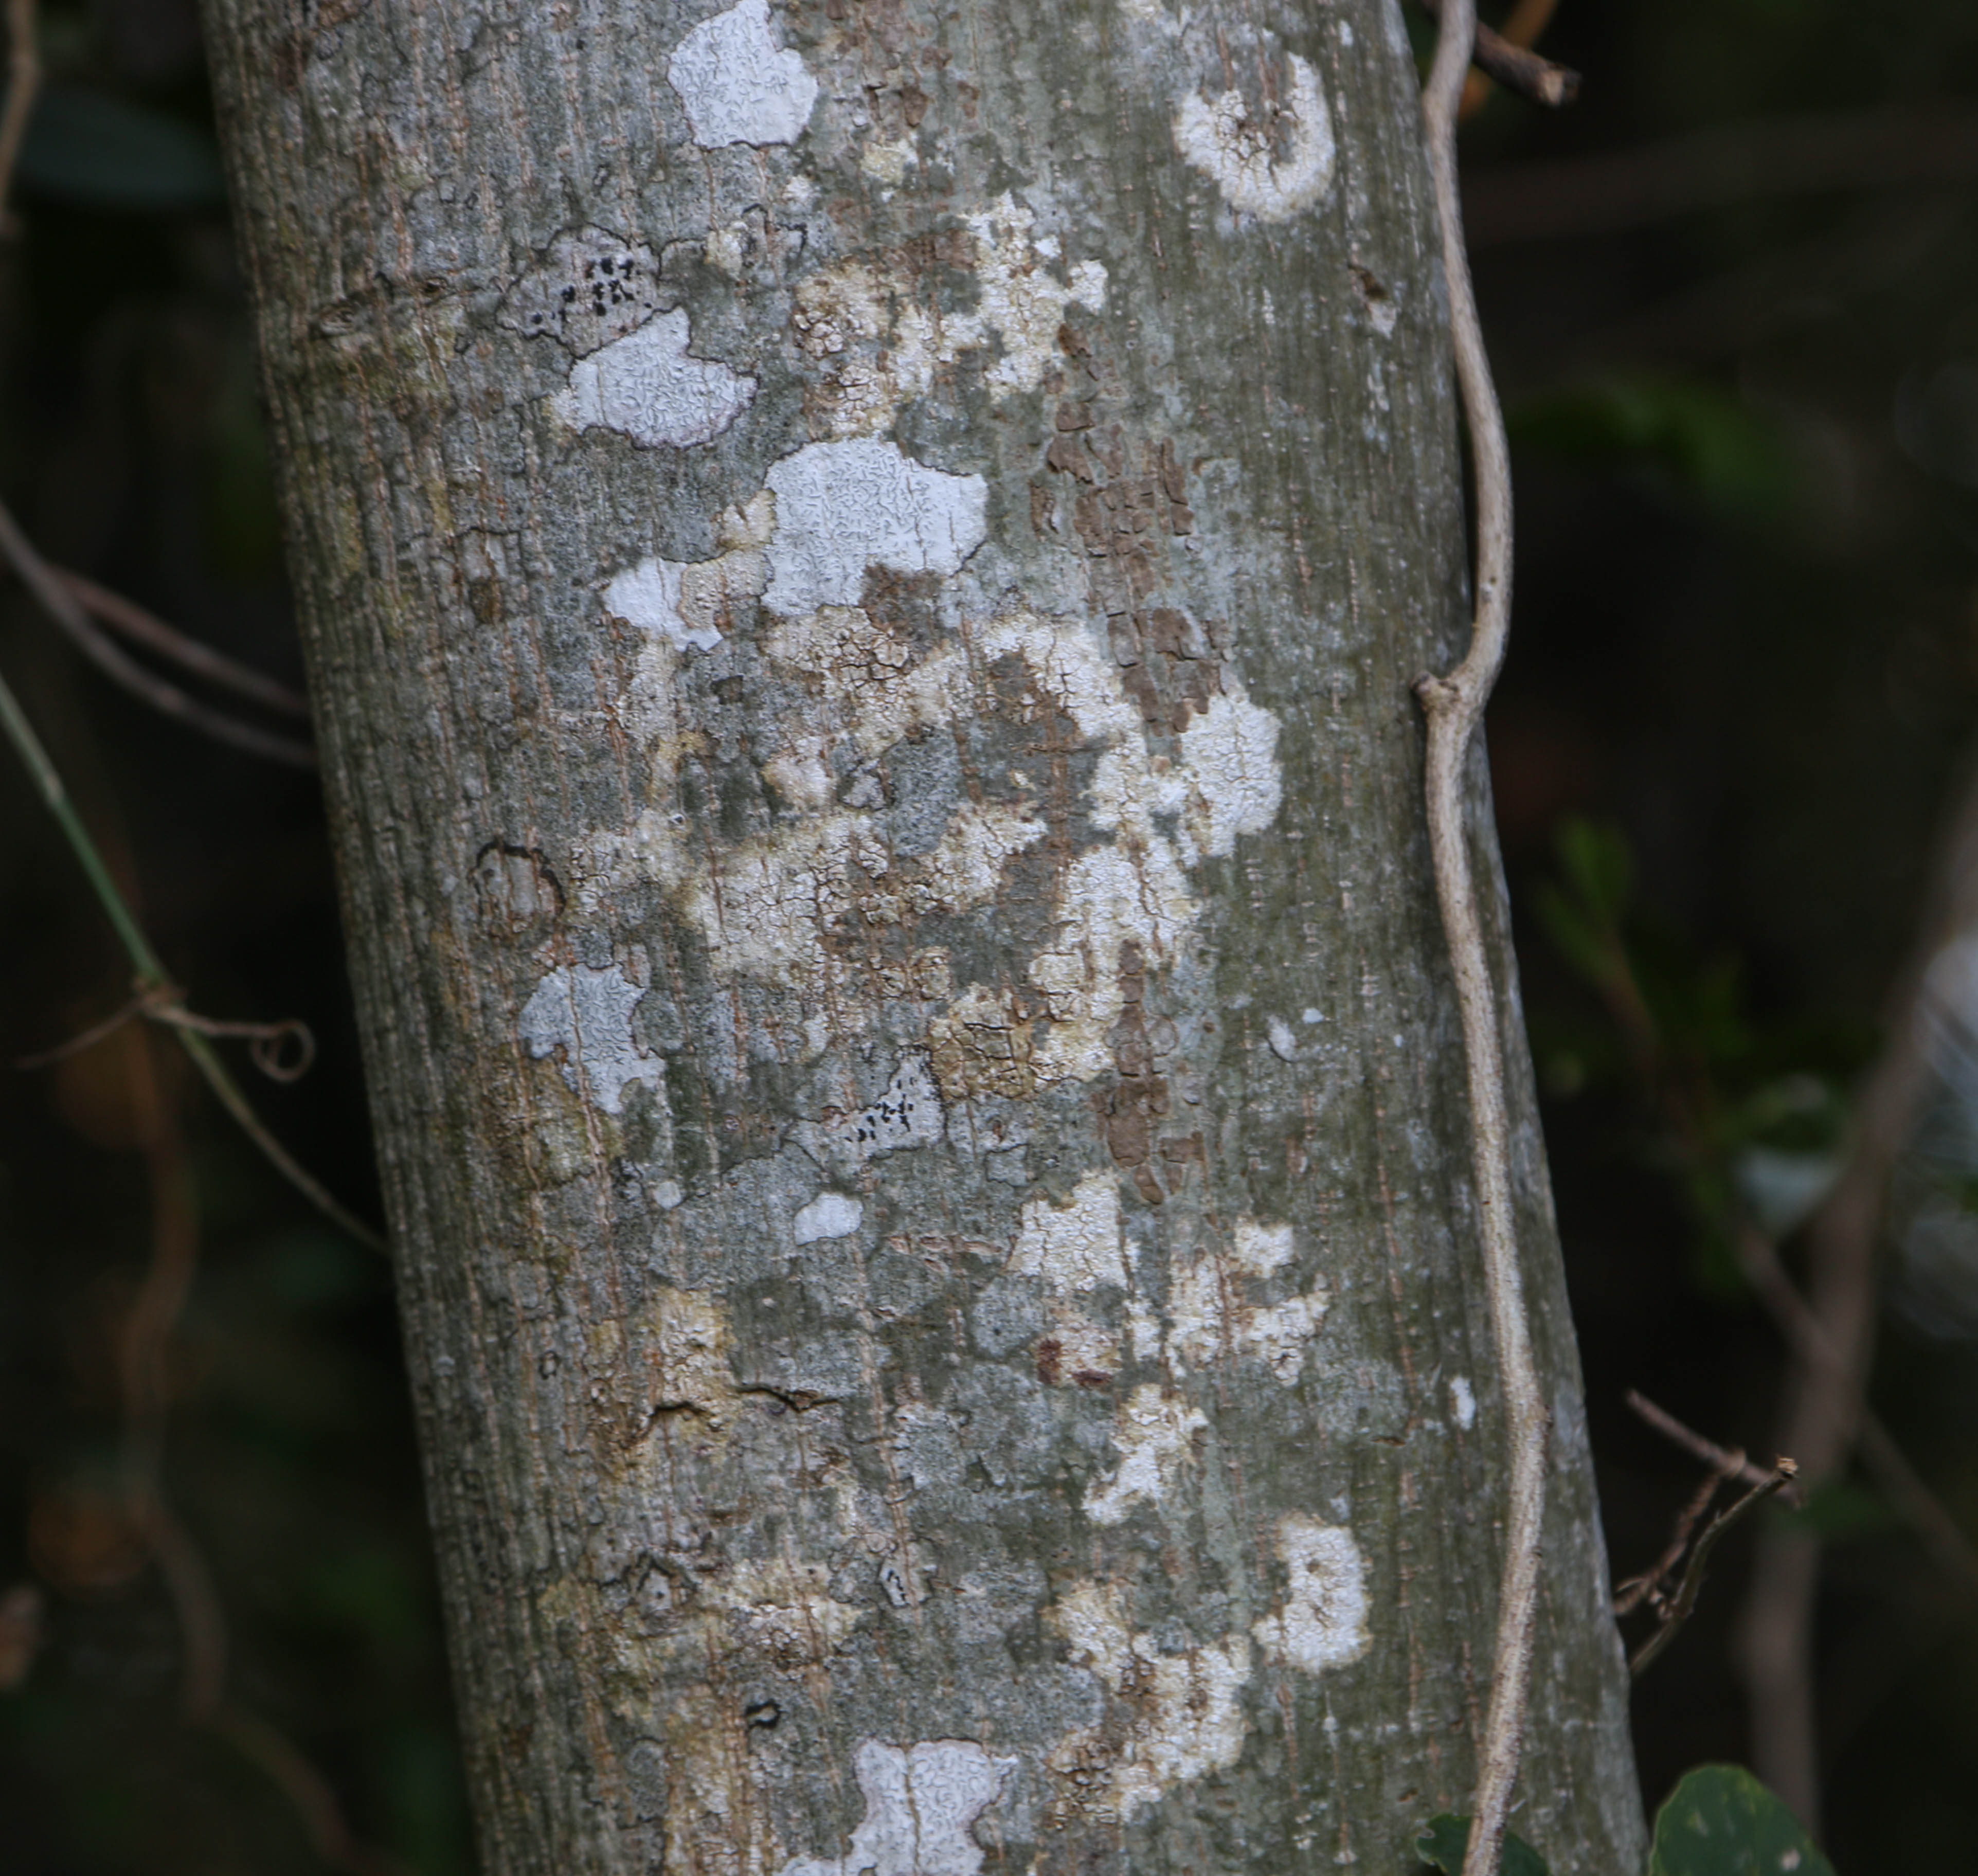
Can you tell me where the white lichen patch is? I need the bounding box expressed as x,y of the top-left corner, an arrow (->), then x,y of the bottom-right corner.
1233,1217 -> 1294,1275
1174,689 -> 1283,861
551,307 -> 756,448
518,962 -> 663,1114
501,227 -> 660,355
1010,1175 -> 1128,1293
1162,1216 -> 1328,1383
776,1740 -> 1015,1876
794,1190 -> 864,1244
603,490 -> 775,654
963,193 -> 1108,397
762,440 -> 987,614
790,204 -> 1106,438
1251,1516 -> 1369,1674
1049,1581 -> 1252,1818
1449,1374 -> 1477,1431
668,0 -> 818,150
1174,53 -> 1337,224
1026,839 -> 1196,1083
1084,1383 -> 1207,1524
576,594 -> 1281,1089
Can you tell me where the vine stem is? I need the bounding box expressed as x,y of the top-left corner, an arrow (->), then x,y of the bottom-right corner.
0,660 -> 383,1252
1416,5 -> 1551,1873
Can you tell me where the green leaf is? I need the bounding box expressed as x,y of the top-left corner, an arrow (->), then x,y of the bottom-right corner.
1649,1766 -> 1833,1876
1509,375 -> 1793,520
1416,1814 -> 1551,1876
19,85 -> 226,212
1555,816 -> 1634,926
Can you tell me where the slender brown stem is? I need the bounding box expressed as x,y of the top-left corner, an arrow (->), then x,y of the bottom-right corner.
1418,8 -> 1549,1873
1632,1460 -> 1799,1678
213,1705 -> 412,1876
57,569 -> 311,718
1415,0 -> 1579,110
1626,1390 -> 1779,1493
0,495 -> 317,769
0,0 -> 39,236
1615,1446 -> 1749,1619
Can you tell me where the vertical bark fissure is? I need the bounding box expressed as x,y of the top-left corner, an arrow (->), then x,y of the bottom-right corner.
203,2 -> 1644,1872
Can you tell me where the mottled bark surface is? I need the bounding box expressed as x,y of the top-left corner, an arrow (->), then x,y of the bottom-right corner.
200,2 -> 1644,1872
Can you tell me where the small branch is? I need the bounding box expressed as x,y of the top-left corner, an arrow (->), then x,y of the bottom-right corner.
57,569 -> 311,718
1614,1442 -> 1750,1619
1631,1458 -> 1798,1678
1418,8 -> 1549,1875
0,658 -> 384,1252
1415,0 -> 1580,110
0,496 -> 317,769
1625,1389 -> 1780,1493
0,0 -> 40,236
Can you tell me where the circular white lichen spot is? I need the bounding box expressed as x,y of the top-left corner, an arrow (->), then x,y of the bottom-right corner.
1173,53 -> 1337,224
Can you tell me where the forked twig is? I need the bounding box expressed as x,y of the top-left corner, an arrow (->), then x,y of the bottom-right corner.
0,496 -> 316,769
1614,1445 -> 1750,1619
0,661 -> 382,1251
1417,6 -> 1549,1873
1631,1457 -> 1799,1678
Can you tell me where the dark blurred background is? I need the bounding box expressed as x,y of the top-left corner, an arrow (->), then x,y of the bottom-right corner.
1,0 -> 1975,1869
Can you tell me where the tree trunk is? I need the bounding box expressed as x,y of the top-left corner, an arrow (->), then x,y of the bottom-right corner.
199,1 -> 1645,1871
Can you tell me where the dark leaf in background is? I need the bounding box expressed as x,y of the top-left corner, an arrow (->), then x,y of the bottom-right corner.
19,86 -> 225,212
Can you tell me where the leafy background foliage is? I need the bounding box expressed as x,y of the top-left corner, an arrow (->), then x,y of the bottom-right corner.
3,0 -> 1978,1869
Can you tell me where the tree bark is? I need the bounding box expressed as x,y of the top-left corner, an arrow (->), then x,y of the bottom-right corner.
199,2 -> 1645,1872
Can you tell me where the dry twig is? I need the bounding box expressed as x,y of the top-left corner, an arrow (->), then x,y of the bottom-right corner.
1418,6 -> 1549,1872
1615,1443 -> 1754,1621
1626,1388 -> 1779,1493
1416,0 -> 1579,110
1632,1458 -> 1799,1679
0,496 -> 316,769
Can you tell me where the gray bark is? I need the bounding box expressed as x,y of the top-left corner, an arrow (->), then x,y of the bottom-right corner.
199,2 -> 1646,1872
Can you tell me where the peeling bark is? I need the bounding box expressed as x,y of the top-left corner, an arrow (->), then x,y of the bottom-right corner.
200,1 -> 1646,1871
